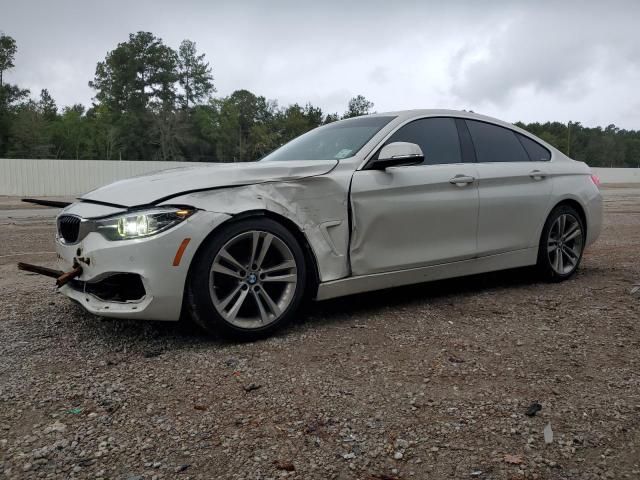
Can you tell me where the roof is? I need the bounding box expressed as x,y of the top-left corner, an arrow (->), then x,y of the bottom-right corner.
372,109 -> 507,125
370,108 -> 542,138
364,109 -> 560,154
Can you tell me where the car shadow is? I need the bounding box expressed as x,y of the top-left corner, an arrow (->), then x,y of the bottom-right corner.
71,265 -> 581,346
302,266 -> 542,326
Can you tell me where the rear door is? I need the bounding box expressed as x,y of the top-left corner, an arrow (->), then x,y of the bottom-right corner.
349,117 -> 479,275
465,119 -> 553,257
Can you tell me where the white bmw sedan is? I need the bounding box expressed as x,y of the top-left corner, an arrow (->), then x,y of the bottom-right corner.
48,110 -> 602,338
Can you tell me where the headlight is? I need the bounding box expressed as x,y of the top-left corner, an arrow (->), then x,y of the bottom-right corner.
95,207 -> 195,240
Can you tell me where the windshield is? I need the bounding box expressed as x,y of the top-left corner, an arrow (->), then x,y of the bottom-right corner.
261,116 -> 396,161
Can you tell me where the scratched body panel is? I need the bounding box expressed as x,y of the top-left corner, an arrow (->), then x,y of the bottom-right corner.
166,164 -> 354,282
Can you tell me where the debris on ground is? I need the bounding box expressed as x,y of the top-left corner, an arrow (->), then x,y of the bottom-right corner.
243,382 -> 261,392
504,454 -> 524,465
525,401 -> 542,417
43,421 -> 67,434
366,474 -> 401,480
273,460 -> 295,471
448,355 -> 465,363
544,422 -> 554,444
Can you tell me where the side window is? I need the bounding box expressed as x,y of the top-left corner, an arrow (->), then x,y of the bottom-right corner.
465,120 -> 530,163
384,117 -> 462,165
517,133 -> 551,161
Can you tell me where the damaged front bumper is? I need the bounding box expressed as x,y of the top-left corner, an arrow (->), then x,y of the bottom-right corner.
49,207 -> 231,321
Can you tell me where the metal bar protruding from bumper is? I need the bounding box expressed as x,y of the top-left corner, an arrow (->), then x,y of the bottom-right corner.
21,198 -> 72,208
17,262 -> 63,278
17,262 -> 83,287
55,266 -> 83,287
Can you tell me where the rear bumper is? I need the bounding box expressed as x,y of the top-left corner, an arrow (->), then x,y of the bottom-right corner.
584,190 -> 603,248
55,209 -> 231,321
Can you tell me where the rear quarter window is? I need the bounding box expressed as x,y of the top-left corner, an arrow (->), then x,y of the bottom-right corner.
517,133 -> 551,161
465,120 -> 530,163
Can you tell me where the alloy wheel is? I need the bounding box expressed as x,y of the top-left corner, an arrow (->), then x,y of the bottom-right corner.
547,213 -> 584,275
208,230 -> 298,329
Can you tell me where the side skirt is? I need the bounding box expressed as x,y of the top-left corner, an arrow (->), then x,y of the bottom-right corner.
315,247 -> 538,301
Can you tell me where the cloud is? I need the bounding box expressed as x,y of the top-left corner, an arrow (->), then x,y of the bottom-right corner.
368,66 -> 389,86
3,0 -> 640,128
448,3 -> 640,109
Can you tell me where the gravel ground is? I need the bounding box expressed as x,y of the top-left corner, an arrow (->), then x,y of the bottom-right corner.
1,187 -> 639,480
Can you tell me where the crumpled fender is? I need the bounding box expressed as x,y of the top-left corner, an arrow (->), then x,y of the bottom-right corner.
164,171 -> 353,283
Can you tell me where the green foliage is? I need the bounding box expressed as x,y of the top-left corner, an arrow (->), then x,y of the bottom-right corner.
344,94 -> 374,118
39,89 -> 57,121
86,105 -> 120,160
0,83 -> 30,156
51,105 -> 91,159
2,32 -> 640,166
0,33 -> 29,156
323,112 -> 340,124
516,121 -> 640,167
0,33 -> 17,87
178,39 -> 215,108
89,32 -> 179,113
7,101 -> 53,158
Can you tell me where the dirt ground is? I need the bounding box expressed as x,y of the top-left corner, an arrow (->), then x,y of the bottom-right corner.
0,187 -> 638,480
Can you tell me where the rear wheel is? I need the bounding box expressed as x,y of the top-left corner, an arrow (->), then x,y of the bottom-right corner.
537,205 -> 585,281
187,218 -> 307,339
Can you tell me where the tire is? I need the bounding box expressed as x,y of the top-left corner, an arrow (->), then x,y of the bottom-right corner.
536,204 -> 586,282
187,217 -> 307,340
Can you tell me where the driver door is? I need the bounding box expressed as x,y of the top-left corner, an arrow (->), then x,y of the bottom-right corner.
349,117 -> 479,276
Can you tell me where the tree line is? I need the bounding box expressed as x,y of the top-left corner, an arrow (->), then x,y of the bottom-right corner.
0,31 -> 639,167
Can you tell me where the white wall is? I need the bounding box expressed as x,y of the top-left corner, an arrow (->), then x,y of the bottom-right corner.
0,158 -> 203,196
591,167 -> 640,184
1,159 -> 639,197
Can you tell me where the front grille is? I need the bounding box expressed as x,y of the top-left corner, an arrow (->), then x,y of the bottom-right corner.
57,215 -> 81,243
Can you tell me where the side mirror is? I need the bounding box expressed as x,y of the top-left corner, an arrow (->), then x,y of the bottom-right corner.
366,142 -> 424,170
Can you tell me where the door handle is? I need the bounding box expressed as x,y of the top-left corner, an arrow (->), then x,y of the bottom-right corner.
449,175 -> 475,186
529,169 -> 547,180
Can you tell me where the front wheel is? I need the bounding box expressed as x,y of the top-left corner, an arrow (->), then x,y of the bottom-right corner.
187,218 -> 307,340
537,205 -> 585,281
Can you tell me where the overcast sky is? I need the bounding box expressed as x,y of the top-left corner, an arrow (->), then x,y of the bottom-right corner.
3,0 -> 640,128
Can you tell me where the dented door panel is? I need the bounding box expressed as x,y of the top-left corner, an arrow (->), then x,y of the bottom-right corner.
349,164 -> 480,276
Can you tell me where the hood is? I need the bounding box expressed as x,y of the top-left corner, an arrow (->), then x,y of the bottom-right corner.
79,160 -> 338,207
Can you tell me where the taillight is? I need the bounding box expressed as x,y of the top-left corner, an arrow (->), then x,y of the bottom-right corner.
590,174 -> 601,188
